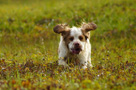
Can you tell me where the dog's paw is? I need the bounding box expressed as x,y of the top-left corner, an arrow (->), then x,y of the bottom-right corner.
88,64 -> 93,68
82,66 -> 87,69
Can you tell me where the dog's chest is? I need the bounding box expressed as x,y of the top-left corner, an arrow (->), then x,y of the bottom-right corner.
64,53 -> 80,66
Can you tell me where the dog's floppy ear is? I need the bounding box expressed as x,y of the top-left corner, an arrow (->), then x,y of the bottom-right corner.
53,24 -> 69,34
81,22 -> 97,32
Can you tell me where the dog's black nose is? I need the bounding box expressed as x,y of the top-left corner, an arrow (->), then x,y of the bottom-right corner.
74,43 -> 79,47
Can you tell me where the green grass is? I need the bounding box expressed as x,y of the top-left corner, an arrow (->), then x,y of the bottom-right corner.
0,0 -> 136,89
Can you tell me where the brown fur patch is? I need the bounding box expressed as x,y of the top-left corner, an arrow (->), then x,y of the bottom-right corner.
53,24 -> 71,49
53,24 -> 69,34
81,29 -> 90,40
62,30 -> 71,49
79,35 -> 86,42
81,22 -> 97,32
81,22 -> 97,40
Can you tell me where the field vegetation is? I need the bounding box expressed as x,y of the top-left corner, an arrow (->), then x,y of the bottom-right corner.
0,0 -> 136,89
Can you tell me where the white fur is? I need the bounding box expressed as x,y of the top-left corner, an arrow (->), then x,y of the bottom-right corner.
68,27 -> 85,52
58,27 -> 92,69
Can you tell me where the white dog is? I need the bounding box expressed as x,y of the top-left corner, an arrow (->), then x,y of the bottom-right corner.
53,22 -> 97,69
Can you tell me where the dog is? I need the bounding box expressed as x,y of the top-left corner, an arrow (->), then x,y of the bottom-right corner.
53,22 -> 97,69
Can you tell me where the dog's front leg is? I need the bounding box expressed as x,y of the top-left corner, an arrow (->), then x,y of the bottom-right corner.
58,44 -> 69,68
80,54 -> 92,69
58,57 -> 69,68
87,57 -> 93,68
78,55 -> 88,69
81,61 -> 88,69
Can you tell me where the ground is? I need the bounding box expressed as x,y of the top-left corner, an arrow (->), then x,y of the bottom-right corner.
0,0 -> 136,90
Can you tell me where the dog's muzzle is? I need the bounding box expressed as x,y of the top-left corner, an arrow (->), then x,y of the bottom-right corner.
71,43 -> 82,54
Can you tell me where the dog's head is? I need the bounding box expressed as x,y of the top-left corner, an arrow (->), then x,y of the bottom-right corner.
53,22 -> 97,54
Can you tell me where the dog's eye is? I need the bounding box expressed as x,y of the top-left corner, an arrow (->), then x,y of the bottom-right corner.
79,36 -> 83,40
69,37 -> 74,41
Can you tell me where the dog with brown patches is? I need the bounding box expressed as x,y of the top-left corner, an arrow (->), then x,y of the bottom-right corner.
53,22 -> 97,69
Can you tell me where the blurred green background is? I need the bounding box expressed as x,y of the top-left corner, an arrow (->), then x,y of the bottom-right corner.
0,0 -> 136,89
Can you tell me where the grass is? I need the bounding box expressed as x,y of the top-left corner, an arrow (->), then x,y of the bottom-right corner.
0,0 -> 136,89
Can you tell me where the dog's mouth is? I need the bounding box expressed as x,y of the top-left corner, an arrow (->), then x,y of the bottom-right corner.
71,48 -> 82,54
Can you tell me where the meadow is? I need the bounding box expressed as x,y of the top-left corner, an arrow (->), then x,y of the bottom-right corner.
0,0 -> 136,89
